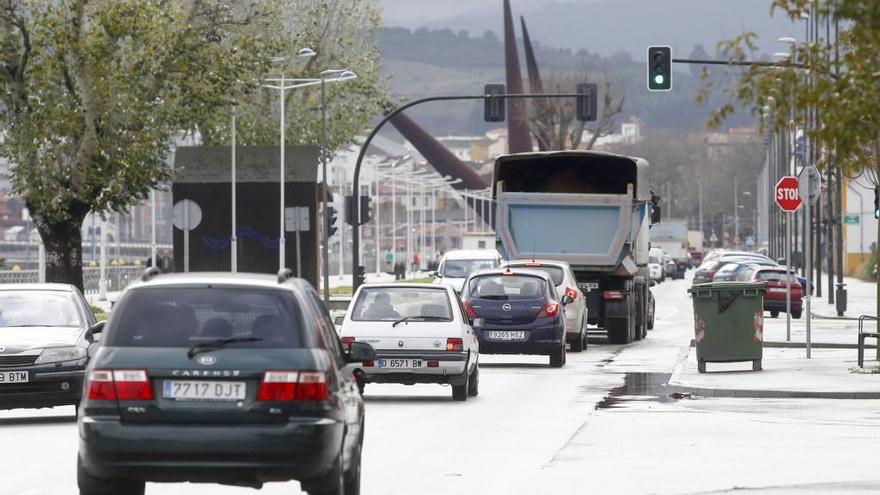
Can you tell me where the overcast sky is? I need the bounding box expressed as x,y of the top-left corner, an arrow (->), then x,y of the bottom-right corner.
379,0 -> 802,59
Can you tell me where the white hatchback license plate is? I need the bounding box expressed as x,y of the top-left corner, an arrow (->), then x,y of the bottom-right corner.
487,330 -> 527,341
162,380 -> 246,401
376,358 -> 423,369
768,287 -> 788,293
0,371 -> 28,384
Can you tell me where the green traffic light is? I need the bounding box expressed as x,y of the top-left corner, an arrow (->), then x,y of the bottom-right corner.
654,74 -> 665,85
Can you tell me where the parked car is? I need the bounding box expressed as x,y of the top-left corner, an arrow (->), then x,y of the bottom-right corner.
432,249 -> 503,293
737,266 -> 803,318
0,283 -> 100,411
462,268 -> 572,368
695,254 -> 777,285
77,270 -> 375,495
712,259 -> 777,282
339,283 -> 480,400
506,259 -> 589,352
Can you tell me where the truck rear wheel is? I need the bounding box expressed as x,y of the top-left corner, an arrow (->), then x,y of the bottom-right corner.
606,317 -> 633,344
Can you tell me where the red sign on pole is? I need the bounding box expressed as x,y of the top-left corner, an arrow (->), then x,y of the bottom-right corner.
775,176 -> 802,212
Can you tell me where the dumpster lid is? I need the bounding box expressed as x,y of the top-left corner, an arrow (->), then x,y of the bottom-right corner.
687,281 -> 767,294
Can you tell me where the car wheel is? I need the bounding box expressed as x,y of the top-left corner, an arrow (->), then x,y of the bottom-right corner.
452,371 -> 469,402
792,310 -> 802,319
344,427 -> 363,495
77,457 -> 144,495
770,310 -> 780,318
306,452 -> 344,495
467,365 -> 479,397
570,330 -> 586,353
549,345 -> 565,368
647,299 -> 655,330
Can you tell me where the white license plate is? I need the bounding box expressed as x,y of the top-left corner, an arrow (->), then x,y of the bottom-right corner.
579,283 -> 599,291
768,287 -> 789,293
376,358 -> 423,369
162,380 -> 246,401
0,371 -> 28,384
487,330 -> 527,341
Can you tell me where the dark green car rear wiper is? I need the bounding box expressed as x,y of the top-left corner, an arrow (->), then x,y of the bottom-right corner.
187,337 -> 263,358
392,316 -> 448,327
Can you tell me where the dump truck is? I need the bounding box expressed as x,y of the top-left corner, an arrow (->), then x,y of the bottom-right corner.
492,151 -> 660,344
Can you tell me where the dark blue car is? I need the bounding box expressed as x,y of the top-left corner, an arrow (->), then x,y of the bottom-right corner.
462,268 -> 572,368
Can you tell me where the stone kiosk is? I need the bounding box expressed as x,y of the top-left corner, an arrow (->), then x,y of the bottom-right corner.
172,146 -> 320,288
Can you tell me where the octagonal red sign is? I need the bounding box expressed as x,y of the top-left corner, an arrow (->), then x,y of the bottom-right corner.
775,176 -> 802,212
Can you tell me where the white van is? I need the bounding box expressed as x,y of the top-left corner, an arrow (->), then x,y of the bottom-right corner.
432,249 -> 503,293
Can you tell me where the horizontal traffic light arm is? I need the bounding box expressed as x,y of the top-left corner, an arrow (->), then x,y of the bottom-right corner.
671,57 -> 838,79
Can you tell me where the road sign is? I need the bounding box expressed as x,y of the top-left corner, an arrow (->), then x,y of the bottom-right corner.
172,199 -> 202,230
843,214 -> 860,225
775,176 -> 802,212
798,165 -> 821,204
709,232 -> 718,243
285,207 -> 310,232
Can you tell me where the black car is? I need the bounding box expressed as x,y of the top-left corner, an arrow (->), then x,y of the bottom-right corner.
77,270 -> 375,495
0,283 -> 101,411
462,268 -> 572,368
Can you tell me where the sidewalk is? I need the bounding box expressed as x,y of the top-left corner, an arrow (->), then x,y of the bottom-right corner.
669,275 -> 880,399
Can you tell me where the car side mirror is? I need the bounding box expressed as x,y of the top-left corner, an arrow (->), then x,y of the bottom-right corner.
346,342 -> 376,363
472,318 -> 485,329
561,295 -> 574,306
428,271 -> 437,278
334,315 -> 345,326
86,321 -> 106,343
649,280 -> 657,287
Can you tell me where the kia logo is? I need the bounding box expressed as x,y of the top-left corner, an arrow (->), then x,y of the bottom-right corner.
197,355 -> 217,366
502,303 -> 512,312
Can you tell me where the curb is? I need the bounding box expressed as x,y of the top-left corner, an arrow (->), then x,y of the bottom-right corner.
666,382 -> 880,399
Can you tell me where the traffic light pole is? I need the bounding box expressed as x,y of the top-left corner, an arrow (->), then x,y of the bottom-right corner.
321,78 -> 331,304
349,91 -> 585,290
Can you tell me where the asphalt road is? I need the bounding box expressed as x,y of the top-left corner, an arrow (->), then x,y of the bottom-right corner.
4,274 -> 880,494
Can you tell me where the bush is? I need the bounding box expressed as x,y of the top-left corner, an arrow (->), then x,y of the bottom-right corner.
859,243 -> 878,282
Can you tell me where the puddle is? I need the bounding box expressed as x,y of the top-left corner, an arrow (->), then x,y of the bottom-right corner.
595,372 -> 676,409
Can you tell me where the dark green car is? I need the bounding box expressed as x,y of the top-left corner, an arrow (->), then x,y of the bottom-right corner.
77,270 -> 375,495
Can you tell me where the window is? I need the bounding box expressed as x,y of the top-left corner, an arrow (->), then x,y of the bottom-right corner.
507,264 -> 564,286
0,291 -> 82,328
441,259 -> 499,278
351,287 -> 453,322
466,275 -> 547,300
105,288 -> 307,348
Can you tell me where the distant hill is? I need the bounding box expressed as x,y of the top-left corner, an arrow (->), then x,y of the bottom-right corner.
379,27 -> 759,136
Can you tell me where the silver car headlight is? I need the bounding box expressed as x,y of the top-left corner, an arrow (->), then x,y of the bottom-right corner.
34,346 -> 87,364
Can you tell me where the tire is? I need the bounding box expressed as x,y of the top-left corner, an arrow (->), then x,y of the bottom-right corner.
570,318 -> 587,352
770,310 -> 780,319
549,345 -> 566,368
606,317 -> 632,344
306,452 -> 344,495
77,457 -> 144,495
647,299 -> 655,330
452,371 -> 469,402
344,427 -> 363,495
698,360 -> 707,373
792,310 -> 802,319
467,365 -> 479,397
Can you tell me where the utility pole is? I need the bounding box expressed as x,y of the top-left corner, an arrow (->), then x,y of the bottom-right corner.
734,174 -> 739,247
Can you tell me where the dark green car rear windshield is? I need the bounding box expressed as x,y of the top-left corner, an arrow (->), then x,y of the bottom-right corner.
105,287 -> 308,348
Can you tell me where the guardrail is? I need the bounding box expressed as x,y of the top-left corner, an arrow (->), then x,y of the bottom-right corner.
0,266 -> 144,294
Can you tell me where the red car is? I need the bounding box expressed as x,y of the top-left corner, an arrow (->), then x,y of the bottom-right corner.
738,266 -> 803,319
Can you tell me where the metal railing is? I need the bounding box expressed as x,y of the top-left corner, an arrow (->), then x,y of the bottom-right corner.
0,266 -> 144,294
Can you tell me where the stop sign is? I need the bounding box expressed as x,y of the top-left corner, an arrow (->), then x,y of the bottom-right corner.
775,176 -> 802,212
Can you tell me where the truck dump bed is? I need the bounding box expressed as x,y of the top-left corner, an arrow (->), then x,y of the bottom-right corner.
492,151 -> 650,271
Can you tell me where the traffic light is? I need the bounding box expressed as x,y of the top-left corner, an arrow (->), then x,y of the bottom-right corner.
874,188 -> 879,219
484,84 -> 506,122
647,46 -> 672,91
576,83 -> 597,122
345,195 -> 372,225
326,205 -> 338,237
359,195 -> 372,225
355,265 -> 366,288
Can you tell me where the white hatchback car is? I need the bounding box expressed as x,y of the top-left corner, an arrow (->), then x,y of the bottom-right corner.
432,249 -> 503,293
339,284 -> 480,401
505,260 -> 589,352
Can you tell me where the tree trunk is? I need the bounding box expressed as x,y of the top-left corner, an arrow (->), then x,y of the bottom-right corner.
33,211 -> 88,293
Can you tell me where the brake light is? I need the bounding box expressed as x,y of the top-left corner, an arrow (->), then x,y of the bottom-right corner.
340,337 -> 355,351
86,370 -> 116,400
462,301 -> 478,319
446,338 -> 463,352
538,302 -> 560,318
257,371 -> 328,401
565,287 -> 578,300
296,371 -> 328,401
603,290 -> 625,300
524,263 -> 542,267
113,370 -> 154,400
87,369 -> 154,400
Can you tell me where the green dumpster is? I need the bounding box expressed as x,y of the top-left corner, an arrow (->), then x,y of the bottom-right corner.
687,281 -> 766,373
